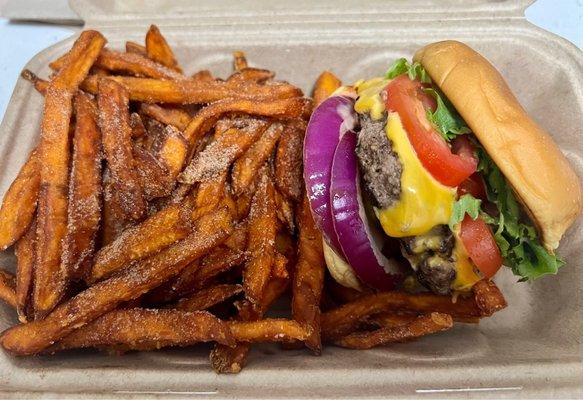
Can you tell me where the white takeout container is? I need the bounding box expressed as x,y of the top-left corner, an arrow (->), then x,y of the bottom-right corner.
0,0 -> 582,398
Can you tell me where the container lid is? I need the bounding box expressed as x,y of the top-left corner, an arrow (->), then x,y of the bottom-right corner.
70,0 -> 535,28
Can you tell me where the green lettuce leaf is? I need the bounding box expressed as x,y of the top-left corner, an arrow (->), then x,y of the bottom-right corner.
385,59 -> 469,141
385,58 -> 431,83
477,148 -> 564,280
449,194 -> 481,230
424,88 -> 471,141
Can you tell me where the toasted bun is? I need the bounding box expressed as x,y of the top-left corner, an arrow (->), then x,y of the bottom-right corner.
414,41 -> 582,250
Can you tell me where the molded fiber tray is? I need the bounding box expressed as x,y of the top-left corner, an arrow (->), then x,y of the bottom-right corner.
0,0 -> 582,398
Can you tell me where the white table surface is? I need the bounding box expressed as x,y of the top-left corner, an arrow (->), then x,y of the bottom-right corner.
0,0 -> 581,122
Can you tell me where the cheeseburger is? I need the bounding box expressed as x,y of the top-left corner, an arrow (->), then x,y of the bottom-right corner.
303,41 -> 582,295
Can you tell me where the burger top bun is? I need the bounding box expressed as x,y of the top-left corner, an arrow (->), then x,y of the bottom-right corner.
414,40 -> 582,251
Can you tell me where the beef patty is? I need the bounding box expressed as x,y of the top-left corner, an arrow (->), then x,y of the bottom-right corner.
355,115 -> 402,209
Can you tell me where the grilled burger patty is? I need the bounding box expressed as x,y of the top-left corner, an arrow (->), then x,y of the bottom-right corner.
355,114 -> 457,294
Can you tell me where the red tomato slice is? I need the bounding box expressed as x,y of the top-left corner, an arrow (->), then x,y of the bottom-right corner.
385,75 -> 477,187
459,215 -> 503,278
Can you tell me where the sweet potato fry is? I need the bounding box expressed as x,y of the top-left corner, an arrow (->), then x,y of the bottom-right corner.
179,120 -> 269,184
367,312 -> 419,328
292,194 -> 326,353
101,169 -> 127,245
334,313 -> 453,349
229,319 -> 309,343
275,122 -> 305,202
97,78 -> 146,222
145,25 -> 182,72
14,220 -> 36,321
210,270 -> 289,374
154,125 -> 189,180
129,112 -> 147,138
34,30 -> 106,318
96,48 -> 183,79
173,284 -> 243,312
274,189 -> 295,232
125,41 -> 147,56
1,207 -> 232,355
472,279 -> 507,316
139,103 -> 191,131
312,71 -> 342,106
21,69 -> 48,95
243,174 -> 278,304
227,68 -> 274,84
179,98 -> 307,152
146,225 -> 248,305
191,70 -> 214,82
53,48 -> 184,80
81,75 -> 303,104
48,309 -> 234,352
233,51 -> 248,71
232,123 -> 284,195
321,291 -> 482,341
132,145 -> 174,200
91,200 -> 194,282
0,150 -> 39,250
0,269 -> 16,308
61,92 -> 102,281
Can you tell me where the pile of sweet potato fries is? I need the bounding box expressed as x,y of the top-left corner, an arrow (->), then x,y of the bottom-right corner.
0,26 -> 506,373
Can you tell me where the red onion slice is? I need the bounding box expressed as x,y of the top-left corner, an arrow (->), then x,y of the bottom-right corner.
303,95 -> 356,253
330,129 -> 403,290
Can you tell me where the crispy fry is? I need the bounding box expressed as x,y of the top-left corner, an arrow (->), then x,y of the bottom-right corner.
0,269 -> 16,308
312,71 -> 342,106
367,312 -> 419,328
62,92 -> 102,281
146,224 -> 248,305
139,103 -> 191,131
145,25 -> 182,72
125,41 -> 147,56
178,120 -> 269,184
81,75 -> 303,104
334,313 -> 453,349
97,78 -> 146,222
0,150 -> 40,250
53,48 -> 184,79
101,168 -> 126,245
292,194 -> 325,353
1,207 -> 232,355
321,291 -> 483,341
227,68 -> 274,84
48,309 -> 234,352
91,200 -> 194,282
34,30 -> 106,318
233,51 -> 248,71
191,70 -> 214,82
180,98 -> 307,148
129,112 -> 147,138
274,188 -> 295,233
21,69 -> 48,95
229,319 -> 309,343
232,123 -> 284,195
243,174 -> 278,304
154,125 -> 189,180
210,270 -> 289,374
472,279 -> 507,316
173,284 -> 243,312
96,48 -> 183,79
15,220 -> 36,321
275,122 -> 305,202
142,117 -> 166,152
132,145 -> 174,200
